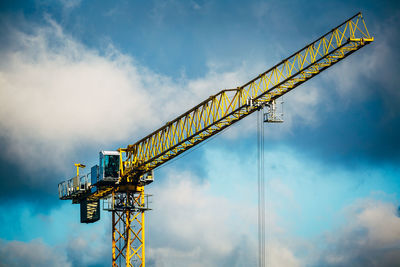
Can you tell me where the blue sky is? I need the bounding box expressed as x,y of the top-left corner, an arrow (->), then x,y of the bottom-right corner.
0,0 -> 399,266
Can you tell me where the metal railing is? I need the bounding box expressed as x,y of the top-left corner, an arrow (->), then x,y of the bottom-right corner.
58,173 -> 92,199
103,192 -> 152,211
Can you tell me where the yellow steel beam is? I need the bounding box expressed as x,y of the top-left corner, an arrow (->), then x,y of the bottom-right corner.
112,189 -> 146,267
70,13 -> 373,202
120,12 -> 373,181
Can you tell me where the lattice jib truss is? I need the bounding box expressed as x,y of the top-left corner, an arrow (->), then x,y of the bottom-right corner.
121,12 -> 373,180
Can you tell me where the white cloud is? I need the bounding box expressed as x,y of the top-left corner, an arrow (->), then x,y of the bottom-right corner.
145,169 -> 304,267
0,19 -> 156,172
314,199 -> 400,266
0,166 -> 303,267
0,19 -> 258,173
3,144 -> 399,267
0,239 -> 71,267
65,230 -> 110,267
59,0 -> 82,10
0,200 -> 113,266
267,242 -> 301,267
147,171 -> 254,266
0,17 -> 332,191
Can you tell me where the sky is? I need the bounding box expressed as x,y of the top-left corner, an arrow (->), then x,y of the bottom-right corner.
0,0 -> 399,266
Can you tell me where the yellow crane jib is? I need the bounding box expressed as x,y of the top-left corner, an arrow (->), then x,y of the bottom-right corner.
57,12 -> 373,267
121,12 -> 373,182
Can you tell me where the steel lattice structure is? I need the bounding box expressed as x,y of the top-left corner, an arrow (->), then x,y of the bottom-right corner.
122,12 -> 373,179
59,12 -> 373,267
111,188 -> 146,267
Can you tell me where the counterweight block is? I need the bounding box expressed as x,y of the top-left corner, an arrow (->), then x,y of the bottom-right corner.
80,199 -> 100,223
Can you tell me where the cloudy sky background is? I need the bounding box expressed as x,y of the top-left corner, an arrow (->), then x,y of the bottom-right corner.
0,0 -> 399,266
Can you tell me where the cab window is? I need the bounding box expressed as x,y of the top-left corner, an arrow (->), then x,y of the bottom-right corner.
104,155 -> 119,178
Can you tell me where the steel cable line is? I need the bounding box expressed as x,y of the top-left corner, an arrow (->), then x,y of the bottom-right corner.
257,108 -> 266,267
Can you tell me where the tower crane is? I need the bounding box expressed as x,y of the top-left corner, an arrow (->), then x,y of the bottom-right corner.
58,12 -> 373,267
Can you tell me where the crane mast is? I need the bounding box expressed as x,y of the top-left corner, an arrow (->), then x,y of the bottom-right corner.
58,12 -> 373,267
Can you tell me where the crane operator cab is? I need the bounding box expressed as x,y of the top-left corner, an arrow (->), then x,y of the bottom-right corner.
92,151 -> 120,185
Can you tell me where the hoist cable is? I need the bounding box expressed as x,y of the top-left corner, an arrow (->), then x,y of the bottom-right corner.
257,108 -> 266,267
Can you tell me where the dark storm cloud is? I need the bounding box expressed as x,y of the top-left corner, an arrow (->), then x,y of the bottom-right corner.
287,94 -> 400,165
0,140 -> 62,210
283,10 -> 400,166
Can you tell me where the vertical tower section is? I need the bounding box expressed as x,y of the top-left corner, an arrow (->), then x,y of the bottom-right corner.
107,187 -> 149,267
